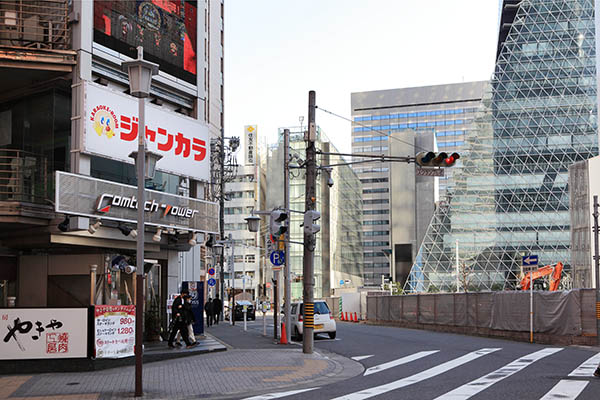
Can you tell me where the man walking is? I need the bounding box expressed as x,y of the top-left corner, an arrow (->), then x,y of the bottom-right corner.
212,294 -> 222,325
168,289 -> 196,348
204,297 -> 213,327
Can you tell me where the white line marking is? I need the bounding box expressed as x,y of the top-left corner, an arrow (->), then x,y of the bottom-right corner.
242,387 -> 319,399
364,351 -> 439,376
539,380 -> 589,400
434,347 -> 563,399
330,348 -> 501,400
352,355 -> 374,361
568,352 -> 600,377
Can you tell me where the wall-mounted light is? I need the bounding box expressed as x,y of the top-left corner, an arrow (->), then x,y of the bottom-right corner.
88,220 -> 102,234
152,227 -> 162,242
188,232 -> 198,246
118,224 -> 137,238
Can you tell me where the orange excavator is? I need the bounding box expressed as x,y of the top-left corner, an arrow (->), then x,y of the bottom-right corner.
520,262 -> 563,291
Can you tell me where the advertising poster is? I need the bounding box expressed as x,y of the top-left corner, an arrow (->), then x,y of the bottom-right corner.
94,305 -> 135,359
0,308 -> 88,360
182,281 -> 204,335
83,82 -> 210,182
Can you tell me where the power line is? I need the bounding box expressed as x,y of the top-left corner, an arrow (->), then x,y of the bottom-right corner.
315,105 -> 428,152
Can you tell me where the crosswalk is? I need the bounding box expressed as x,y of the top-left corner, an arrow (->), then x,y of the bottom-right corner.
243,347 -> 600,400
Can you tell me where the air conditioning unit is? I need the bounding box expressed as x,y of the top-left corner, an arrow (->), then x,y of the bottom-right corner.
3,10 -> 17,26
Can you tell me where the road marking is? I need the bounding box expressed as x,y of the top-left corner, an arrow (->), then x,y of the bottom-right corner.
363,351 -> 439,376
242,387 -> 319,399
352,355 -> 374,361
539,380 -> 589,400
434,347 -> 563,399
568,352 -> 600,377
329,348 -> 501,400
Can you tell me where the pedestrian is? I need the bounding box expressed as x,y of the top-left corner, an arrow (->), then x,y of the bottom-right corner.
594,363 -> 600,377
184,294 -> 196,343
168,289 -> 196,349
212,294 -> 222,325
204,297 -> 213,327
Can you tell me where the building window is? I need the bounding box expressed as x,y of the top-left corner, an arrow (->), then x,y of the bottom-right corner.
245,254 -> 255,263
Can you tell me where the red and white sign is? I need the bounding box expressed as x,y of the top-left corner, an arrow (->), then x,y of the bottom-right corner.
83,81 -> 210,182
0,308 -> 87,360
93,305 -> 135,359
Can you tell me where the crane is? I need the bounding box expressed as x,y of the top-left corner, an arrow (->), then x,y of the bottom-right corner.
520,262 -> 563,291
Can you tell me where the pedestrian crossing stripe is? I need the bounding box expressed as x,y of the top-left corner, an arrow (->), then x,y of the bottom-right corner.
539,380 -> 589,400
363,350 -> 439,376
568,352 -> 600,377
330,348 -> 501,400
434,347 -> 563,400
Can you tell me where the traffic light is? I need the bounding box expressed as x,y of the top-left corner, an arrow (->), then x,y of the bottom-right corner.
303,210 -> 321,235
416,151 -> 460,167
269,209 -> 288,237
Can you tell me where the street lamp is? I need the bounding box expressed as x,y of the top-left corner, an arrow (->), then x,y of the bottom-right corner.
245,215 -> 261,233
122,46 -> 158,398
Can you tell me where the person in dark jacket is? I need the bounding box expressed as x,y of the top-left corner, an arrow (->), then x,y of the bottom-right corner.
183,294 -> 196,343
168,289 -> 196,348
212,294 -> 222,325
204,298 -> 213,327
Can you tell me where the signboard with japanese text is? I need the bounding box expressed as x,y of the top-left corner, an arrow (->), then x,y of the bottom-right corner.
245,125 -> 257,166
93,305 -> 135,359
56,171 -> 219,233
0,308 -> 87,360
83,81 -> 210,182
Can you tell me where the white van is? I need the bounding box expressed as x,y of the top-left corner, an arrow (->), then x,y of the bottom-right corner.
289,300 -> 336,340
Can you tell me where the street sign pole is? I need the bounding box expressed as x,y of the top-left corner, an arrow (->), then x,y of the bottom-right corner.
522,254 -> 538,344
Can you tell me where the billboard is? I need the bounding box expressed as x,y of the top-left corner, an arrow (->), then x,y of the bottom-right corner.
93,305 -> 135,359
83,81 -> 210,182
0,308 -> 88,360
94,0 -> 197,84
56,171 -> 219,233
245,125 -> 256,166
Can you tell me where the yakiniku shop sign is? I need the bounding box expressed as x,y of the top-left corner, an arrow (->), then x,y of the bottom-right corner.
82,81 -> 210,182
0,308 -> 87,360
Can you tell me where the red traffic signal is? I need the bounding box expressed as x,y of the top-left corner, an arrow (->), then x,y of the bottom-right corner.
415,151 -> 460,167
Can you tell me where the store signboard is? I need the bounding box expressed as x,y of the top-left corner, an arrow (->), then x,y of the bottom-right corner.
245,125 -> 257,166
83,81 -> 210,182
56,171 -> 219,233
0,308 -> 87,360
93,305 -> 135,359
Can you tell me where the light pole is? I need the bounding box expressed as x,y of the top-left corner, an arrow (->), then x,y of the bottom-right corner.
122,46 -> 159,398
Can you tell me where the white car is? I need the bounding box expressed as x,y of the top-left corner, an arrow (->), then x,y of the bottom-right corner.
289,300 -> 336,340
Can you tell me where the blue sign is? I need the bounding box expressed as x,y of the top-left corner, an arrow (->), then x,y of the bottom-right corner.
270,250 -> 285,266
522,255 -> 538,266
208,278 -> 216,287
208,267 -> 215,276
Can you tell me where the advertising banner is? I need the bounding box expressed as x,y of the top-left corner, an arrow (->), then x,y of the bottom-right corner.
182,281 -> 204,335
83,81 -> 210,182
245,125 -> 257,166
93,305 -> 135,359
0,308 -> 87,360
55,171 -> 219,233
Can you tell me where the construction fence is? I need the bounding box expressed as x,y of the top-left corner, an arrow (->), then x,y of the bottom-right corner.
365,289 -> 598,345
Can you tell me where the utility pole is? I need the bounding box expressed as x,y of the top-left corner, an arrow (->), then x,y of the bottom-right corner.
303,91 -> 316,354
273,271 -> 278,340
593,195 -> 600,345
229,233 -> 235,326
283,128 -> 291,344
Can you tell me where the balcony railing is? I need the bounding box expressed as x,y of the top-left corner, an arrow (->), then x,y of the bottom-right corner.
0,0 -> 69,50
0,148 -> 49,204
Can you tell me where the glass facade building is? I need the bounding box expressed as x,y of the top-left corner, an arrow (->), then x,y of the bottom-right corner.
405,0 -> 598,292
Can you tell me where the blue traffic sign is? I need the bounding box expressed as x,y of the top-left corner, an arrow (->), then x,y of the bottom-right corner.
207,278 -> 216,287
522,255 -> 538,266
270,250 -> 285,266
208,267 -> 215,276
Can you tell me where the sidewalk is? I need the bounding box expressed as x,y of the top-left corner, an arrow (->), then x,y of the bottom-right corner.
0,320 -> 363,400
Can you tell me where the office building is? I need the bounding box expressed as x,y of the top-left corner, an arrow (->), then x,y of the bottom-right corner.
405,0 -> 598,292
266,127 -> 363,299
351,82 -> 486,286
0,0 -> 224,336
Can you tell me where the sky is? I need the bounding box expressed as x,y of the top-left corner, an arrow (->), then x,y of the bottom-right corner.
225,1 -> 500,155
